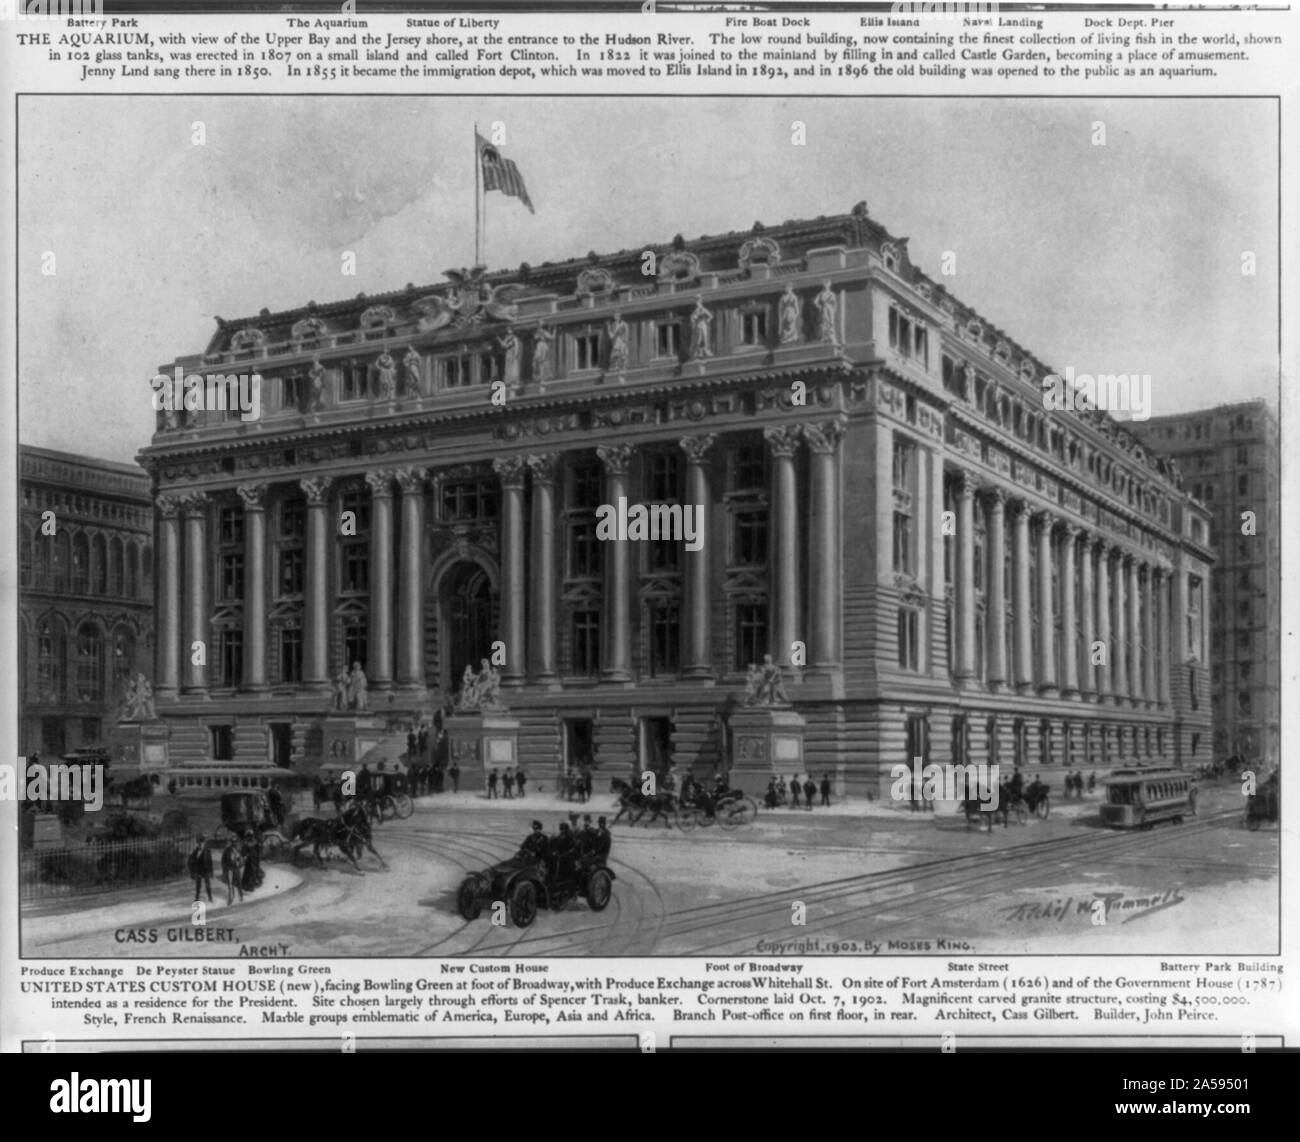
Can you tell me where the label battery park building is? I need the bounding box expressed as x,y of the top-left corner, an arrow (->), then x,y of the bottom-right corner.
138,202 -> 1216,798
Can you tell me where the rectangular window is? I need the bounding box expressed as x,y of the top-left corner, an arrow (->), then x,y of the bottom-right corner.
220,553 -> 245,601
339,362 -> 366,401
1236,444 -> 1248,465
571,610 -> 600,677
897,609 -> 919,671
733,510 -> 768,566
893,436 -> 914,490
575,333 -> 600,371
889,308 -> 913,357
646,452 -> 681,502
1237,473 -> 1248,496
913,324 -> 929,368
655,322 -> 680,359
648,537 -> 680,573
741,309 -> 768,347
443,356 -> 469,388
217,629 -> 242,688
341,543 -> 369,593
279,627 -> 303,683
571,459 -> 602,509
441,480 -> 498,523
569,520 -> 601,578
343,622 -> 368,672
647,602 -> 681,676
282,374 -> 305,411
732,443 -> 766,492
893,512 -> 912,575
279,549 -> 305,597
210,725 -> 234,761
280,500 -> 306,540
478,350 -> 499,384
219,507 -> 244,545
734,603 -> 768,671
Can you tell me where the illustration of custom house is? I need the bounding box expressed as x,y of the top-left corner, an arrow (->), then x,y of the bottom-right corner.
138,201 -> 1214,799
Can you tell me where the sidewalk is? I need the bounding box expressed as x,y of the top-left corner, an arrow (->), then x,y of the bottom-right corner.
411,788 -> 1108,822
23,864 -> 304,948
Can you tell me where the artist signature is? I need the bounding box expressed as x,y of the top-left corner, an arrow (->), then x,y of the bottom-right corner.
1001,888 -> 1185,925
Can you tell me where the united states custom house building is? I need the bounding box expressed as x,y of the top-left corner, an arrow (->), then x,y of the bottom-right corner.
138,201 -> 1214,800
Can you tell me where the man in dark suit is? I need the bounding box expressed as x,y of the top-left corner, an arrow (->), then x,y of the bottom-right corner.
803,777 -> 817,810
487,769 -> 499,799
188,835 -> 213,902
820,773 -> 832,807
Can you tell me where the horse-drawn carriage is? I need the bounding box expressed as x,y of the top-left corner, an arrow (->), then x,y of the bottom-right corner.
457,848 -> 614,928
313,766 -> 414,821
213,790 -> 288,858
675,786 -> 759,831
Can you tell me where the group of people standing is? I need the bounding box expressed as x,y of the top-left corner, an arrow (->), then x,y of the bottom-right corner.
764,773 -> 833,810
487,767 -> 527,799
404,713 -> 454,794
187,831 -> 263,907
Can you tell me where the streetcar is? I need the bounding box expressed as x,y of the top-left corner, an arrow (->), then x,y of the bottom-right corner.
1098,767 -> 1197,829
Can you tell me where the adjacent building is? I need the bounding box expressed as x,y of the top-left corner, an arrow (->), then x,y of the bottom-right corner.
18,445 -> 155,757
1132,400 -> 1280,768
137,201 -> 1215,796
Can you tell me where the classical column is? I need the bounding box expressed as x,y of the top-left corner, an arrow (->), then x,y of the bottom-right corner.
237,483 -> 268,691
394,468 -> 426,688
1164,564 -> 1175,707
764,426 -> 801,668
680,434 -> 716,678
1012,501 -> 1033,694
494,457 -> 528,686
181,492 -> 209,694
985,489 -> 1007,689
1095,544 -> 1112,700
803,419 -> 844,670
365,470 -> 395,690
954,471 -> 977,684
156,495 -> 182,696
1035,511 -> 1057,696
1142,565 -> 1157,707
1079,535 -> 1097,701
525,454 -> 558,683
597,444 -> 634,682
1129,557 -> 1143,706
300,476 -> 333,688
1059,524 -> 1079,697
1111,551 -> 1127,706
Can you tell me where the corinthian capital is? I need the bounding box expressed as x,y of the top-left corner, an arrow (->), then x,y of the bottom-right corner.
393,468 -> 427,495
299,476 -> 334,506
763,425 -> 801,458
801,419 -> 845,454
679,433 -> 716,464
525,453 -> 558,484
365,469 -> 395,498
179,491 -> 209,517
155,494 -> 182,520
597,444 -> 634,477
236,483 -> 268,511
493,456 -> 529,488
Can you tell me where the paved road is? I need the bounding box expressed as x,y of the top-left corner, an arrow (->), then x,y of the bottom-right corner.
26,782 -> 1277,958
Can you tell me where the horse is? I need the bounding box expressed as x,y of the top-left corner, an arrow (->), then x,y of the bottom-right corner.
291,804 -> 387,871
963,781 -> 1015,832
220,841 -> 245,905
609,777 -> 675,827
337,803 -> 388,869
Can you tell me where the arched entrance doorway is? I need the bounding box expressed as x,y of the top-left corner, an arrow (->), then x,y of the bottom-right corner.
438,560 -> 497,694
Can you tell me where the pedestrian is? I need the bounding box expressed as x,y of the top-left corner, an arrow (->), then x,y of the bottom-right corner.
407,727 -> 417,759
221,841 -> 244,906
820,773 -> 831,807
241,831 -> 262,893
503,767 -> 515,799
188,834 -> 213,903
803,777 -> 816,810
516,768 -> 527,799
487,768 -> 499,799
449,762 -> 460,793
775,774 -> 787,806
790,774 -> 801,809
418,724 -> 429,760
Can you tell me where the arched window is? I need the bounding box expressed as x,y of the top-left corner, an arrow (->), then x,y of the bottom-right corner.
20,527 -> 33,587
141,543 -> 154,596
108,538 -> 124,596
75,622 -> 104,703
52,531 -> 71,591
36,618 -> 67,703
126,543 -> 139,599
33,528 -> 49,581
92,534 -> 108,594
72,532 -> 90,593
112,627 -> 136,688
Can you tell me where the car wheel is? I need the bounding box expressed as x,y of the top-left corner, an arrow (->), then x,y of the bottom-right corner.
457,876 -> 485,921
1036,797 -> 1050,820
260,833 -> 284,860
586,868 -> 613,912
396,794 -> 414,820
509,880 -> 538,928
676,807 -> 696,832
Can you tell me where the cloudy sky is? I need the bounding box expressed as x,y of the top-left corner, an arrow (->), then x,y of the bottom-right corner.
17,95 -> 1278,463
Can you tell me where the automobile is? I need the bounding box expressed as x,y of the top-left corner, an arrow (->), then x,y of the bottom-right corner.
456,846 -> 614,928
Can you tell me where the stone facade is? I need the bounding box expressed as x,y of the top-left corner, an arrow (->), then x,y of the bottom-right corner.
138,203 -> 1215,796
1132,400 -> 1279,767
19,446 -> 155,757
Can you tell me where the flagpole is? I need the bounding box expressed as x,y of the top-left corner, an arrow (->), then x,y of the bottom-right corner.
473,123 -> 481,268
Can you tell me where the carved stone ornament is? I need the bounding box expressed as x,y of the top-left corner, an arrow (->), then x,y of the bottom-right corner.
359,305 -> 397,330
763,425 -> 801,457
299,477 -> 333,505
493,456 -> 528,487
230,327 -> 266,351
738,236 -> 781,269
597,444 -> 634,476
680,433 -> 716,464
576,266 -> 616,296
155,494 -> 182,520
657,250 -> 701,283
525,453 -> 558,484
236,483 -> 267,511
394,468 -> 427,495
802,420 -> 845,454
291,316 -> 329,342
365,469 -> 395,497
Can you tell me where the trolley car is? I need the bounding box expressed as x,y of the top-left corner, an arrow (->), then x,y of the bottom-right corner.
1099,767 -> 1197,829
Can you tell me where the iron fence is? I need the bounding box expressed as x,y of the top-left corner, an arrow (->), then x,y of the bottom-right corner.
21,833 -> 191,902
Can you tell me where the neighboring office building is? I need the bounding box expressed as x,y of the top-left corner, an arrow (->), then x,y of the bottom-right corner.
18,445 -> 155,757
1132,400 -> 1280,767
137,201 -> 1214,796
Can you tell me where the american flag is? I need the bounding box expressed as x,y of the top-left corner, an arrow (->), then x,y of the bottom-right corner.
476,131 -> 535,214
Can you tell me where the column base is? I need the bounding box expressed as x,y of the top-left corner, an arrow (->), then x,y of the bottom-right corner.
986,678 -> 1007,693
1015,682 -> 1035,696
240,685 -> 271,696
1037,685 -> 1059,699
683,667 -> 716,682
600,671 -> 633,684
1060,687 -> 1080,700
